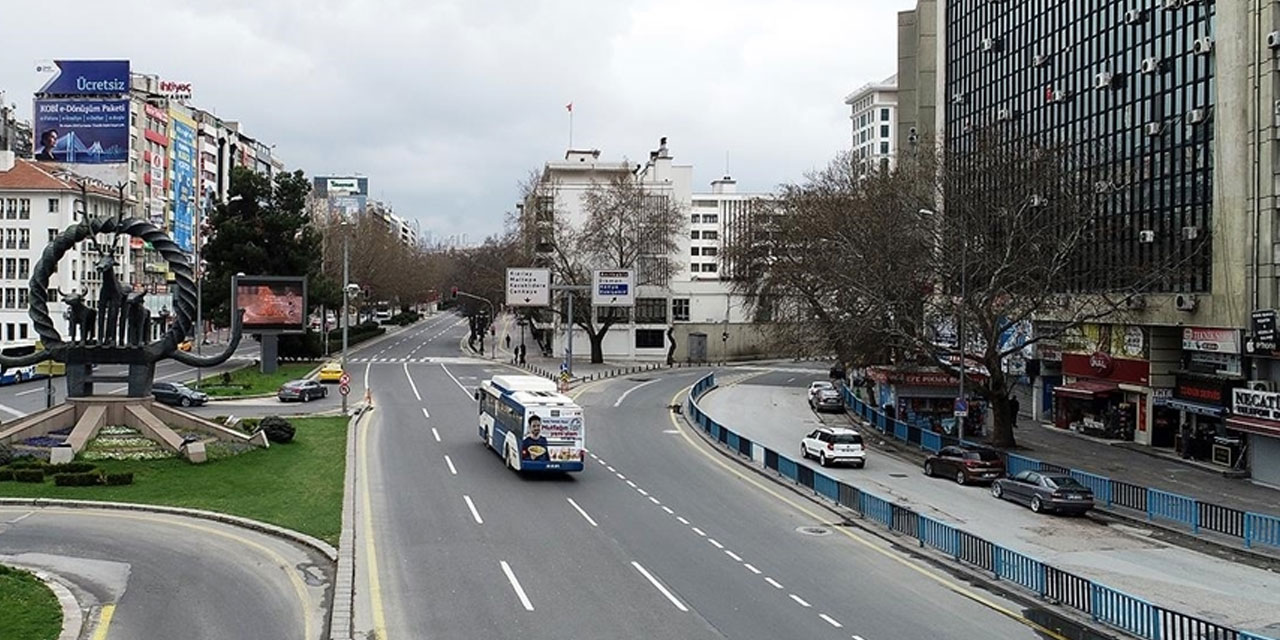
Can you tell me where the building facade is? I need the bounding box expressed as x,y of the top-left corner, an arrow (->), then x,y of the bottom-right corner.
844,75 -> 898,173
0,98 -> 32,158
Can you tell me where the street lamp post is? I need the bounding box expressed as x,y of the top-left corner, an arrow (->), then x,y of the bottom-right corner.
195,194 -> 241,388
341,224 -> 351,415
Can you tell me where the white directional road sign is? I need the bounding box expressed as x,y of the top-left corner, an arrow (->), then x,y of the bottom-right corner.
506,268 -> 551,307
592,269 -> 634,307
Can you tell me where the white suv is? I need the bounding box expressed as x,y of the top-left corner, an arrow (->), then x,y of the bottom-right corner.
800,427 -> 866,468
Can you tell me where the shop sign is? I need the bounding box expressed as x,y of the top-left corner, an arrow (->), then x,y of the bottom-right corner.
1152,388 -> 1173,406
1063,352 -> 1150,385
1232,388 -> 1280,422
1088,351 -> 1114,376
1122,327 -> 1145,357
1173,374 -> 1236,406
1182,327 -> 1241,354
1246,309 -> 1279,356
1036,341 -> 1062,361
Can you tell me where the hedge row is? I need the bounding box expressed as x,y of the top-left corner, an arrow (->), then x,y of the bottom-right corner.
274,323 -> 387,362
0,460 -> 134,486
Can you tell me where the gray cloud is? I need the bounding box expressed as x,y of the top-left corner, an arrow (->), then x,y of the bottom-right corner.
2,0 -> 911,242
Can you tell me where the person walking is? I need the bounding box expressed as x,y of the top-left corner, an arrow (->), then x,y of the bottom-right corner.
1008,395 -> 1021,428
505,334 -> 512,350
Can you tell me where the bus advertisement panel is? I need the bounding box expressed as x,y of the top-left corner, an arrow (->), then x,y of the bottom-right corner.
520,410 -> 583,468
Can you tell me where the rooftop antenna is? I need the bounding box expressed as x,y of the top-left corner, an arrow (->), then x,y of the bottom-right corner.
725,151 -> 730,177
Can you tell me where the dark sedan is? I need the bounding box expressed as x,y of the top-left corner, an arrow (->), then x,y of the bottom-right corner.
151,382 -> 208,407
992,470 -> 1094,515
809,387 -> 845,413
277,379 -> 327,403
923,445 -> 1005,485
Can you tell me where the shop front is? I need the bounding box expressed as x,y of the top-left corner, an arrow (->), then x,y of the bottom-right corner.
1169,372 -> 1242,462
1054,350 -> 1149,441
867,366 -> 986,438
1226,388 -> 1280,486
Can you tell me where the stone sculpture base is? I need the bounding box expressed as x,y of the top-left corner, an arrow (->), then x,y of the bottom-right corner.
0,397 -> 268,464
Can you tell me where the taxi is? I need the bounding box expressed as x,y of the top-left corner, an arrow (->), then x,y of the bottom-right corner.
318,361 -> 345,383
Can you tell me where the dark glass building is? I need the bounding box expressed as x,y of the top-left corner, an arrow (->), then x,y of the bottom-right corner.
944,1 -> 1216,293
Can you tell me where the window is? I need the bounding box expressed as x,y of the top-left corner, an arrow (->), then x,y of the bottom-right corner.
18,199 -> 29,219
693,199 -> 718,208
702,230 -> 718,240
635,329 -> 665,349
19,323 -> 27,340
3,289 -> 13,309
596,306 -> 630,323
690,247 -> 700,256
880,142 -> 889,154
701,263 -> 718,273
2,231 -> 12,250
48,198 -> 59,214
690,214 -> 700,224
690,230 -> 700,240
634,298 -> 667,324
690,263 -> 701,273
48,229 -> 57,242
702,214 -> 718,224
6,258 -> 17,279
4,199 -> 14,219
5,323 -> 12,342
18,229 -> 28,250
48,289 -> 58,303
18,289 -> 27,309
672,298 -> 690,322
881,108 -> 890,121
881,125 -> 890,138
18,259 -> 28,280
701,247 -> 718,257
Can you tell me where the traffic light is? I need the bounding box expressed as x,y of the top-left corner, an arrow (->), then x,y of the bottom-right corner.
451,287 -> 458,300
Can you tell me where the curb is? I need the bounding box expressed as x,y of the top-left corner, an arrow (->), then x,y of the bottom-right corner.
0,498 -> 338,563
678,381 -> 1125,640
0,565 -> 84,640
329,406 -> 367,640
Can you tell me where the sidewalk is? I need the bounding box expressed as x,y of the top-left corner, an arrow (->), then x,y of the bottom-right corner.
491,313 -> 672,381
1011,415 -> 1279,518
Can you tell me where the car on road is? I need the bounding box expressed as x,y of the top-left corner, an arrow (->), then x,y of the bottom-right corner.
923,445 -> 1005,485
318,361 -> 344,383
800,427 -> 866,468
809,384 -> 845,413
277,379 -> 328,402
151,381 -> 208,407
991,470 -> 1094,515
178,340 -> 193,352
807,381 -> 834,402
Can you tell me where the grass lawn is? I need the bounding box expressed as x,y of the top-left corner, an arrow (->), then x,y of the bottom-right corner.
0,565 -> 61,640
191,362 -> 321,397
0,416 -> 347,546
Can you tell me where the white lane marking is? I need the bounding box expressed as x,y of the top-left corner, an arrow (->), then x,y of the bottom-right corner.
661,506 -> 674,515
662,429 -> 680,434
724,550 -> 742,562
819,614 -> 843,628
595,457 -> 606,465
444,455 -> 457,475
626,480 -> 637,488
676,516 -> 690,525
422,407 -> 431,419
431,428 -> 441,442
708,538 -> 725,549
765,577 -> 784,589
500,561 -> 534,611
0,403 -> 24,418
463,495 -> 484,524
15,388 -> 43,396
789,594 -> 811,608
647,496 -> 661,505
404,363 -> 422,401
364,362 -> 371,391
631,562 -> 688,612
566,498 -> 599,527
617,474 -> 626,480
440,363 -> 471,397
606,466 -> 616,473
691,527 -> 706,537
852,635 -> 866,640
7,511 -> 35,523
613,377 -> 662,407
743,563 -> 762,575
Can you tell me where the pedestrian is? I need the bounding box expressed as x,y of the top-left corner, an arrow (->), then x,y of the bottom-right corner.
505,334 -> 511,350
1009,395 -> 1021,427
518,343 -> 526,365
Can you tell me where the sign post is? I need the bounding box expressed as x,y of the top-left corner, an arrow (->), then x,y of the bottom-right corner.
591,270 -> 635,307
505,268 -> 551,307
953,398 -> 969,418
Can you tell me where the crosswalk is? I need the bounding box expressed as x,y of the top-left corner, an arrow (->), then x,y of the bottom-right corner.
347,356 -> 492,365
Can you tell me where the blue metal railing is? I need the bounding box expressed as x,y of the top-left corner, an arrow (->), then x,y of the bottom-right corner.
1069,469 -> 1113,508
1147,489 -> 1199,533
1245,512 -> 1280,550
1090,583 -> 1159,640
996,546 -> 1046,596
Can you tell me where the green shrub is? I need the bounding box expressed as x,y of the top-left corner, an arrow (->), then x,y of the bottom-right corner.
104,472 -> 134,486
53,472 -> 103,487
258,415 -> 296,444
46,462 -> 98,475
14,469 -> 45,483
0,469 -> 13,481
7,459 -> 45,470
239,418 -> 261,434
0,442 -> 13,467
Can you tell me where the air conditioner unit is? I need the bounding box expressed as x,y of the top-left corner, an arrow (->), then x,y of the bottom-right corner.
1139,229 -> 1156,243
1175,293 -> 1199,311
953,92 -> 967,105
997,107 -> 1015,121
1163,0 -> 1181,9
1125,9 -> 1145,24
1050,88 -> 1071,103
1268,31 -> 1280,49
1192,37 -> 1214,55
1182,0 -> 1206,6
1095,72 -> 1115,89
1028,194 -> 1049,208
1141,57 -> 1163,74
1033,53 -> 1050,67
1182,226 -> 1200,240
1248,380 -> 1274,392
1145,122 -> 1165,136
1125,295 -> 1147,310
1095,180 -> 1113,194
1186,108 -> 1208,124
982,37 -> 1001,52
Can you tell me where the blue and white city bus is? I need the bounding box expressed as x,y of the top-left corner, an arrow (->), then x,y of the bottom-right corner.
477,375 -> 585,473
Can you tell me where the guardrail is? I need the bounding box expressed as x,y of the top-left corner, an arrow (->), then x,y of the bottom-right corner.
836,386 -> 1280,553
686,373 -> 1276,640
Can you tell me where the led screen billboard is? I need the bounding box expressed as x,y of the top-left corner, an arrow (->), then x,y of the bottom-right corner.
234,275 -> 307,334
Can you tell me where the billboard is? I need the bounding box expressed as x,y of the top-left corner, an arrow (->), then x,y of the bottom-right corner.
233,275 -> 307,333
37,60 -> 130,96
33,99 -> 129,164
170,109 -> 198,253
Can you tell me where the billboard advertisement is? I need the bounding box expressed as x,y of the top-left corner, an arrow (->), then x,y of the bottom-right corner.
170,109 -> 198,253
37,60 -> 130,96
33,99 -> 128,164
233,275 -> 308,333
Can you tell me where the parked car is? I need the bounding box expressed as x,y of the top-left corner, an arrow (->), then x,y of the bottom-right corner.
151,381 -> 208,407
807,381 -> 834,403
318,361 -> 344,383
800,427 -> 866,468
278,379 -> 328,402
923,445 -> 1005,485
991,470 -> 1094,515
809,384 -> 845,412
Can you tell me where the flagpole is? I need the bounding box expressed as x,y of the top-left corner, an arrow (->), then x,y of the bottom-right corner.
566,102 -> 574,149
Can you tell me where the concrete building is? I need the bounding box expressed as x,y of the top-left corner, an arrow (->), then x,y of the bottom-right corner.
844,75 -> 898,174
0,96 -> 32,158
894,0 -> 938,160
0,152 -> 134,345
526,139 -> 769,363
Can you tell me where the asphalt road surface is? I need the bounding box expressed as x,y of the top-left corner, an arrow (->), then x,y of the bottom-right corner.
0,505 -> 331,640
351,323 -> 1058,639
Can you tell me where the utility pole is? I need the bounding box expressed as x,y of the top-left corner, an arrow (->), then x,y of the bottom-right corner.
342,226 -> 350,415
195,195 -> 206,388
550,284 -> 591,376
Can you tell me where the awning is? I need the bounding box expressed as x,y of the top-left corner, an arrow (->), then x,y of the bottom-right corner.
1164,399 -> 1225,417
1225,416 -> 1280,438
1053,380 -> 1119,399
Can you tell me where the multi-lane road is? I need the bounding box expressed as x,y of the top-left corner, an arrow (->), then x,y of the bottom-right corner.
352,316 -> 1063,640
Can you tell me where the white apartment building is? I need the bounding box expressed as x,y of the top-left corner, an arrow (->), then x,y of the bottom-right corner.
0,152 -> 134,345
530,139 -> 769,362
844,74 -> 898,174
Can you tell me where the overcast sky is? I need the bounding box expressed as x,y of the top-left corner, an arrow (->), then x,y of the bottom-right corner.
2,0 -> 911,244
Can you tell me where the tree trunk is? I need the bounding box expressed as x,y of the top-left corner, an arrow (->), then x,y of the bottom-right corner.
588,330 -> 605,364
986,389 -> 1018,449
